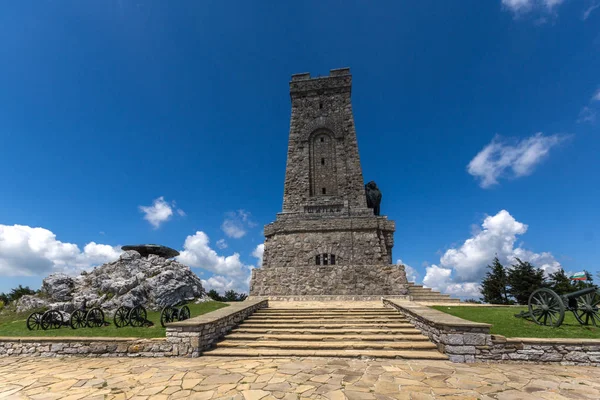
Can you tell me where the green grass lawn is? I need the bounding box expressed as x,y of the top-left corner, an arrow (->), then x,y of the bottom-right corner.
0,301 -> 229,339
432,306 -> 600,339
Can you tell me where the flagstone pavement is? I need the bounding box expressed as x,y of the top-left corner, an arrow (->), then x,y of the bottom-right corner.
1,356 -> 599,400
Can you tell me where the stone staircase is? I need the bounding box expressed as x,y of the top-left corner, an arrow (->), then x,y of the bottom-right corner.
408,283 -> 460,303
204,307 -> 447,360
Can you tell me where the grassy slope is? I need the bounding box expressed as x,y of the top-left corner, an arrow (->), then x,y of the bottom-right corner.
0,301 -> 228,339
432,306 -> 600,339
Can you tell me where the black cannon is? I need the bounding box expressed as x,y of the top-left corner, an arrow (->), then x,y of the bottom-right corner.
160,303 -> 191,327
113,305 -> 153,328
69,300 -> 106,329
515,286 -> 600,327
26,309 -> 69,331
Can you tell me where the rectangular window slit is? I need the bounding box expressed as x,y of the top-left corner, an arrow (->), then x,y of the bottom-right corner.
321,158 -> 325,165
322,188 -> 326,194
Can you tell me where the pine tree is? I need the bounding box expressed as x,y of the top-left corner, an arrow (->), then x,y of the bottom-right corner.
507,258 -> 546,304
480,257 -> 510,304
549,269 -> 575,295
207,289 -> 223,302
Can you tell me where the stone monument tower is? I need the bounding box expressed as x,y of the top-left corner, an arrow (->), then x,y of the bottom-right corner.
250,68 -> 408,298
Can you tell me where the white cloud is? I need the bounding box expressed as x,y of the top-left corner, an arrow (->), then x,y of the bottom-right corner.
593,88 -> 600,101
221,220 -> 246,239
0,224 -> 121,277
397,259 -> 418,282
202,275 -> 247,294
501,0 -> 565,15
467,133 -> 566,188
139,196 -> 184,228
252,244 -> 264,268
423,210 -> 561,298
177,231 -> 252,279
221,210 -> 256,239
502,0 -> 534,13
216,239 -> 228,249
583,2 -> 600,20
577,106 -> 597,123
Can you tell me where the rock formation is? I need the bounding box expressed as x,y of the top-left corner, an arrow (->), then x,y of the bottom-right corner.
16,250 -> 207,314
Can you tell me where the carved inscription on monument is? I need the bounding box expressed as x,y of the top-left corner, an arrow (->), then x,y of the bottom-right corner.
304,204 -> 344,214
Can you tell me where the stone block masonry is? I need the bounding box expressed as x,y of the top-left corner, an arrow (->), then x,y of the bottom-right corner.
384,298 -> 600,366
251,265 -> 408,297
0,337 -> 174,358
478,336 -> 600,366
383,298 -> 491,363
165,299 -> 268,357
250,68 -> 408,298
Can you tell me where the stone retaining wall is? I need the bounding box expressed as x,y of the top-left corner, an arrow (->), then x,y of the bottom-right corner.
165,299 -> 268,357
479,336 -> 600,366
0,337 -> 173,357
384,298 -> 600,366
383,298 -> 491,363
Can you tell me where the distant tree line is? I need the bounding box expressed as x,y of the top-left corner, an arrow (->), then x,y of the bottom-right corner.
480,257 -> 594,304
206,289 -> 248,302
0,285 -> 37,309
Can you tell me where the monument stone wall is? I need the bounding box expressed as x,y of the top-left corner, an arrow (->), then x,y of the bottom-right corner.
250,68 -> 408,298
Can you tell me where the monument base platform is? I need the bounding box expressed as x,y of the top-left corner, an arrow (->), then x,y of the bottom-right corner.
249,264 -> 409,297
248,294 -> 410,301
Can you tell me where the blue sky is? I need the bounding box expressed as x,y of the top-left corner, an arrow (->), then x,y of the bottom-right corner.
0,0 -> 598,298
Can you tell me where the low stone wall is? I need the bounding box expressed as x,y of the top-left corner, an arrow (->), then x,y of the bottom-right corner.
383,299 -> 491,363
0,337 -> 173,357
384,299 -> 600,366
166,299 -> 268,357
479,336 -> 600,366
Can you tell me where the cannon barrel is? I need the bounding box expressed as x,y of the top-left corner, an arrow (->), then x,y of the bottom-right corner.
563,286 -> 598,299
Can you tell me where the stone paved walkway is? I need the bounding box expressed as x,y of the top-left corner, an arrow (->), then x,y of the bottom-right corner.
0,356 -> 599,400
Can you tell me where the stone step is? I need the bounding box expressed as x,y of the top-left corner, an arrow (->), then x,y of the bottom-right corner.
216,340 -> 437,350
204,348 -> 448,360
232,327 -> 422,334
239,322 -> 415,329
256,309 -> 397,313
254,310 -> 401,315
411,296 -> 460,301
248,315 -> 405,320
224,333 -> 430,341
246,318 -> 408,324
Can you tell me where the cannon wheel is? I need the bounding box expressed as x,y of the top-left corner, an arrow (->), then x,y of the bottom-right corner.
113,306 -> 130,328
574,289 -> 600,326
128,305 -> 147,327
86,307 -> 105,328
41,310 -> 63,330
178,305 -> 190,321
528,288 -> 565,327
160,306 -> 176,327
70,309 -> 87,329
26,312 -> 43,331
